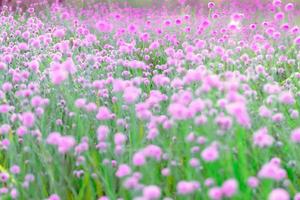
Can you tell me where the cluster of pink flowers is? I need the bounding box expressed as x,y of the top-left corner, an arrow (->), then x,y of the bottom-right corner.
46,132 -> 76,154
0,0 -> 299,199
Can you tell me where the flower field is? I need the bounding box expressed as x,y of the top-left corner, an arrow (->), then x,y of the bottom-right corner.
0,0 -> 300,199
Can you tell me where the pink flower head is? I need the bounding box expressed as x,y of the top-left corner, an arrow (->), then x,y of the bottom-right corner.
208,187 -> 223,200
0,62 -> 7,70
133,151 -> 146,166
115,164 -> 131,178
178,0 -> 186,5
247,176 -> 259,188
208,2 -> 215,9
123,86 -> 141,104
57,136 -> 76,154
226,102 -> 251,128
177,181 -> 199,195
114,133 -> 126,145
97,125 -> 110,142
221,179 -> 238,197
279,91 -> 295,105
74,98 -> 86,108
46,132 -> 75,154
21,112 -> 35,128
46,132 -> 61,145
49,64 -> 68,85
272,0 -> 282,7
143,185 -> 161,200
168,103 -> 189,120
291,128 -> 300,143
143,145 -> 162,161
96,106 -> 113,120
201,144 -> 219,162
62,58 -> 77,74
295,36 -> 300,45
48,194 -> 60,200
10,165 -> 20,174
274,12 -> 285,21
268,188 -> 289,200
0,104 -> 11,113
149,41 -> 160,50
253,127 -> 274,147
294,193 -> 300,200
284,3 -> 294,11
53,29 -> 66,38
258,159 -> 286,181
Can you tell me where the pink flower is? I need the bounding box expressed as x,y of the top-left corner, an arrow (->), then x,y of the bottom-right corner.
168,103 -> 189,120
295,36 -> 300,45
96,106 -> 113,120
226,102 -> 251,128
97,125 -> 110,142
46,132 -> 61,145
0,62 -> 7,70
189,158 -> 200,168
208,187 -> 223,200
149,41 -> 160,50
272,113 -> 284,122
258,159 -> 286,181
291,128 -> 300,143
221,179 -> 238,197
143,185 -> 161,200
48,194 -> 60,200
143,145 -> 162,161
259,106 -> 272,118
20,112 -> 35,128
62,58 -> 77,74
285,3 -> 294,11
253,127 -> 274,147
10,165 -> 20,174
46,132 -> 75,154
274,12 -> 285,21
115,164 -> 131,178
31,96 -> 44,107
294,193 -> 300,200
133,152 -> 146,166
50,68 -> 68,85
53,29 -> 66,38
123,86 -> 141,104
57,136 -> 76,154
16,126 -> 28,137
161,168 -> 170,176
268,188 -> 289,200
247,177 -> 259,188
177,181 -> 199,195
0,104 -> 10,113
279,91 -> 295,105
74,98 -> 86,108
208,2 -> 215,9
201,144 -> 219,162
114,133 -> 126,145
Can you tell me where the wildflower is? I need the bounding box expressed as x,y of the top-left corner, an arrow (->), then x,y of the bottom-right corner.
291,128 -> 300,142
20,112 -> 35,128
177,181 -> 199,195
253,127 -> 274,147
258,158 -> 286,181
143,185 -> 161,200
115,164 -> 131,178
268,188 -> 289,200
48,194 -> 61,200
221,179 -> 238,197
201,144 -> 219,162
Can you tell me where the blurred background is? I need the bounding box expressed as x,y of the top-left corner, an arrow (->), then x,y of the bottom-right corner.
64,0 -> 299,7
1,0 -> 299,12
